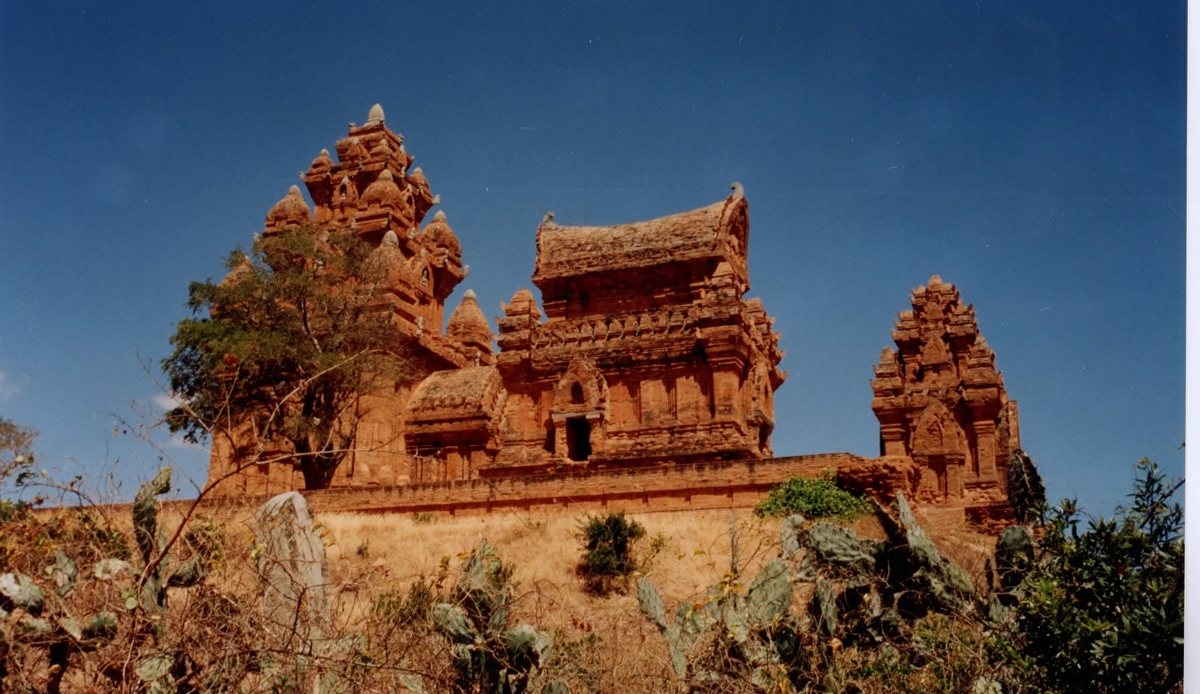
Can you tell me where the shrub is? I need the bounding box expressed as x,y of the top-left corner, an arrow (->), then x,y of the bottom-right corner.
577,512 -> 645,595
754,473 -> 871,519
1014,458 -> 1183,693
372,577 -> 436,624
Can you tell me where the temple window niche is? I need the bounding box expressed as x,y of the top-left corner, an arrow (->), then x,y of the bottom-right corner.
550,359 -> 607,464
566,417 -> 592,461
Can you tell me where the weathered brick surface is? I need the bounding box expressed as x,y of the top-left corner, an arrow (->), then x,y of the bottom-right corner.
870,275 -> 1020,509
202,453 -> 863,516
202,108 -> 1018,532
208,108 -> 785,495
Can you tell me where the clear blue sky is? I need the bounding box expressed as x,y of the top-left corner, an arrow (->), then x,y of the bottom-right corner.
0,1 -> 1184,514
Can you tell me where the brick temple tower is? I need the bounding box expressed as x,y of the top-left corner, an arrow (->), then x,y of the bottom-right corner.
487,186 -> 787,470
870,276 -> 1020,508
207,105 -> 491,495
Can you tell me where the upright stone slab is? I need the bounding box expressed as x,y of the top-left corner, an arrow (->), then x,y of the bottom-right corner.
254,492 -> 331,640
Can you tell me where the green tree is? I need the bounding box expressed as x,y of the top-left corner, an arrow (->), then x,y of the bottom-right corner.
0,416 -> 37,515
1017,458 -> 1183,693
163,227 -> 418,489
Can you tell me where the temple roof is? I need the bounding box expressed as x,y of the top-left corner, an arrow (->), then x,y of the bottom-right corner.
423,210 -> 461,257
264,185 -> 312,232
407,366 -> 503,422
532,196 -> 749,283
446,289 -> 492,350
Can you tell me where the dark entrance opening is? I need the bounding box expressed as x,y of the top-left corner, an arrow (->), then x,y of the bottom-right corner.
566,417 -> 592,461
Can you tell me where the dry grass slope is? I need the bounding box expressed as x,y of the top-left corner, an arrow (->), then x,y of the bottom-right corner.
313,508 -> 897,692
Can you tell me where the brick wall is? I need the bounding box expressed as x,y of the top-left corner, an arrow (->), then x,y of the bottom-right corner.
200,453 -> 868,516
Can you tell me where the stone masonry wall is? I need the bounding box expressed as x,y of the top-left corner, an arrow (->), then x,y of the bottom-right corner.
201,453 -> 868,516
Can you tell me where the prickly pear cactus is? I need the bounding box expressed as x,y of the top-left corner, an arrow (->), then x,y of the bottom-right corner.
131,467 -> 208,618
995,525 -> 1034,591
888,492 -> 977,611
806,522 -> 877,572
635,493 -> 992,690
0,531 -> 124,688
431,539 -> 555,694
812,578 -> 837,636
1006,449 -> 1046,525
746,560 -> 792,627
637,556 -> 799,690
780,514 -> 805,559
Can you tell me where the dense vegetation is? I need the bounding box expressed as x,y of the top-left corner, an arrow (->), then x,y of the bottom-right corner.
162,227 -> 418,489
753,473 -> 871,520
1014,459 -> 1183,693
0,423 -> 1184,692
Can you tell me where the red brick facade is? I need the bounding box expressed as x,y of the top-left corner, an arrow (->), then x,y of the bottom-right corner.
204,107 -> 1018,526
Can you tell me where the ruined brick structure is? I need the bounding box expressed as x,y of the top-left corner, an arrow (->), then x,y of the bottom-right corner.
207,106 -> 785,495
870,275 -> 1020,510
204,106 -> 1022,528
481,193 -> 786,472
208,105 -> 482,495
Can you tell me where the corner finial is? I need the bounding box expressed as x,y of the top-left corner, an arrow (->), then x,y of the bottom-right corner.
730,182 -> 745,199
464,289 -> 477,300
433,210 -> 447,222
542,211 -> 555,225
367,103 -> 385,125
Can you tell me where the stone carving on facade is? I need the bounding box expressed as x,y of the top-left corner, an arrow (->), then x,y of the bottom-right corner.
205,107 -> 1024,527
870,275 -> 1020,508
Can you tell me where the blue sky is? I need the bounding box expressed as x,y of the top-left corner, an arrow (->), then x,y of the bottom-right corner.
0,0 -> 1184,513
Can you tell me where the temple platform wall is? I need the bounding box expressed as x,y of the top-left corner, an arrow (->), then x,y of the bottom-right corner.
199,453 -> 866,516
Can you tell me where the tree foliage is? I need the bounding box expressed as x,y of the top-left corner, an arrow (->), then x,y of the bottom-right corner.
0,416 -> 35,481
1016,458 -> 1183,693
0,417 -> 37,518
162,227 -> 419,489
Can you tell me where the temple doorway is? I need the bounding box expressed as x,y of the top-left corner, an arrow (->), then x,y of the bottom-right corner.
566,417 -> 592,461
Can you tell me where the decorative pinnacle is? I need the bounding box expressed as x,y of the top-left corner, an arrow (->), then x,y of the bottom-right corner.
367,103 -> 385,124
433,210 -> 447,222
730,182 -> 745,199
464,289 -> 477,300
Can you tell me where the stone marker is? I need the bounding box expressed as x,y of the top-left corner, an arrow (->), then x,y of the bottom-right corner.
253,492 -> 331,640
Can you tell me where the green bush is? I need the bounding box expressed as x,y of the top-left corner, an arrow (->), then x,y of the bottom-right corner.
1014,458 -> 1183,693
577,512 -> 645,595
754,473 -> 870,519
